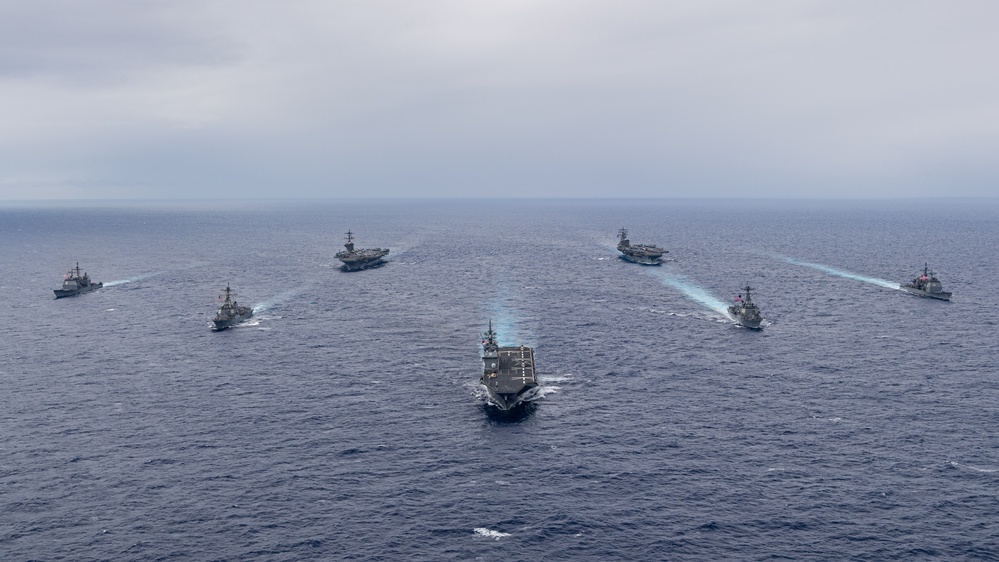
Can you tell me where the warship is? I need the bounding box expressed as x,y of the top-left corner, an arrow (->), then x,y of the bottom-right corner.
212,284 -> 253,330
901,264 -> 952,301
335,231 -> 389,271
617,228 -> 667,265
53,263 -> 102,298
480,321 -> 539,411
728,285 -> 763,329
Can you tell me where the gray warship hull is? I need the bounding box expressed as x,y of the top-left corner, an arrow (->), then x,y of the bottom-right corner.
901,286 -> 951,301
482,345 -> 539,411
728,285 -> 763,329
618,252 -> 662,266
212,284 -> 253,330
728,308 -> 762,329
54,283 -> 103,298
901,264 -> 951,301
338,251 -> 389,271
616,229 -> 666,265
335,231 -> 389,271
54,264 -> 102,298
213,309 -> 252,331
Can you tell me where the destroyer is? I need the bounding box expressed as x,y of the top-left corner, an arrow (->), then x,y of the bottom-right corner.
212,284 -> 253,330
728,285 -> 763,329
901,264 -> 952,301
480,321 -> 539,411
335,231 -> 389,271
54,263 -> 102,298
617,228 -> 667,265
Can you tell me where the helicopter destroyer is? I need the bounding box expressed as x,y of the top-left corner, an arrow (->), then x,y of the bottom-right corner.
617,228 -> 667,265
728,285 -> 763,329
480,321 -> 539,411
901,264 -> 952,301
53,263 -> 102,298
212,284 -> 253,330
335,231 -> 389,271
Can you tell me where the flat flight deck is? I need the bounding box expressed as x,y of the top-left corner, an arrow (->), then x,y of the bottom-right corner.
492,346 -> 537,393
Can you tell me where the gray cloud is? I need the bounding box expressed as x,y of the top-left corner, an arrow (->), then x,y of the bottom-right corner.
0,1 -> 238,81
1,0 -> 997,199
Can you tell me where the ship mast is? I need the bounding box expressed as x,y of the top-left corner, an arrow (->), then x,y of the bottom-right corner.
482,320 -> 499,376
220,284 -> 234,305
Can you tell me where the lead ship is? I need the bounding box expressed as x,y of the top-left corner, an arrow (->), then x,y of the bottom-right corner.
728,285 -> 763,329
335,231 -> 389,271
901,264 -> 952,301
54,263 -> 102,298
617,228 -> 667,265
480,321 -> 539,411
212,284 -> 253,330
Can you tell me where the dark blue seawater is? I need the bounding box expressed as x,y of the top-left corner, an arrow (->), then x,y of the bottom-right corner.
2,199 -> 998,561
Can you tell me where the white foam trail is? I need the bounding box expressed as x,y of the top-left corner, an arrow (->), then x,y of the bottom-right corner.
104,271 -> 166,287
489,296 -> 530,347
532,386 -> 559,399
600,239 -> 620,254
784,257 -> 901,290
950,461 -> 997,473
253,287 -> 305,313
474,528 -> 511,540
646,269 -> 731,317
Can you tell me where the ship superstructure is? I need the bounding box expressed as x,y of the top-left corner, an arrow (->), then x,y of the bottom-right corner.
480,321 -> 539,410
617,228 -> 667,265
335,231 -> 390,271
212,284 -> 253,330
54,263 -> 102,298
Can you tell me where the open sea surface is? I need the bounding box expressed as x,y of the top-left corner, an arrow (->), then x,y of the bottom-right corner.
1,198 -> 998,561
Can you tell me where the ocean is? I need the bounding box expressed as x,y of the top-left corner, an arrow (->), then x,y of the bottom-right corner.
1,198 -> 997,561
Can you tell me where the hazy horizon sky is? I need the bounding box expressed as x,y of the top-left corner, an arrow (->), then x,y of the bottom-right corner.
2,1 -> 997,200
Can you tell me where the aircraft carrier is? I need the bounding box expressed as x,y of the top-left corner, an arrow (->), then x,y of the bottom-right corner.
617,228 -> 667,265
335,231 -> 389,271
480,321 -> 539,411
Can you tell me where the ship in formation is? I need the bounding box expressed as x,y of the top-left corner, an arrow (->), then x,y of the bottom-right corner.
617,228 -> 667,265
335,231 -> 389,271
480,321 -> 540,411
212,284 -> 253,330
728,285 -> 763,329
54,263 -> 102,298
901,264 -> 952,301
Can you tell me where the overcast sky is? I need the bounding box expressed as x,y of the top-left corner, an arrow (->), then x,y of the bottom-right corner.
1,1 -> 996,200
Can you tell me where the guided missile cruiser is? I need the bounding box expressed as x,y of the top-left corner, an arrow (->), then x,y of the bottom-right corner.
212,284 -> 253,330
480,321 -> 539,411
54,263 -> 102,298
728,285 -> 763,329
335,230 -> 389,271
617,228 -> 667,265
901,263 -> 952,301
